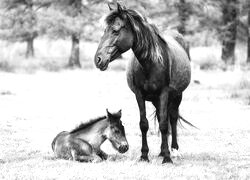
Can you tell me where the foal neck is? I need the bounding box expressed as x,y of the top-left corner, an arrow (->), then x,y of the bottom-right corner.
72,118 -> 109,148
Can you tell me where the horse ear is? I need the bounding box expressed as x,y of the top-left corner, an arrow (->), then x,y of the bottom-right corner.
108,1 -> 124,12
117,2 -> 123,13
108,2 -> 116,11
117,109 -> 122,118
106,108 -> 112,117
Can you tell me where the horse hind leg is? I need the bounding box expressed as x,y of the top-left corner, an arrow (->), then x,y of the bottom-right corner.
152,100 -> 171,158
157,88 -> 173,163
169,93 -> 182,157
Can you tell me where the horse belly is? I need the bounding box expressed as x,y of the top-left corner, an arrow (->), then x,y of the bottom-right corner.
166,36 -> 191,92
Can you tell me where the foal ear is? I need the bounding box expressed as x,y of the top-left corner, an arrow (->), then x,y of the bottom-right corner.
108,1 -> 116,11
117,109 -> 122,118
106,108 -> 112,117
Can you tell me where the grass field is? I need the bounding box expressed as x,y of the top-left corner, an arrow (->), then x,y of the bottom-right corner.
0,67 -> 250,179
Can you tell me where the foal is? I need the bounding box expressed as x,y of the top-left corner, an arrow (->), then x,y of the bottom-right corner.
52,109 -> 129,162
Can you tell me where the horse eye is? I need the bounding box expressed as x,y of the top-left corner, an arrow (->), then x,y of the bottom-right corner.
112,29 -> 119,35
114,129 -> 120,134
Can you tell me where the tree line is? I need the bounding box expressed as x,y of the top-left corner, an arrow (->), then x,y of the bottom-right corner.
0,0 -> 249,68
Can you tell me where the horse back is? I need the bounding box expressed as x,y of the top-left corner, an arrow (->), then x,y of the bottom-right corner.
164,30 -> 191,60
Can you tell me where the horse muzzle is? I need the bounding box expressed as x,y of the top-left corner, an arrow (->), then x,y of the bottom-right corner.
118,144 -> 129,154
94,55 -> 110,71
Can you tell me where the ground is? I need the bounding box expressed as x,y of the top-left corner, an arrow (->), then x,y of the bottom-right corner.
0,68 -> 250,179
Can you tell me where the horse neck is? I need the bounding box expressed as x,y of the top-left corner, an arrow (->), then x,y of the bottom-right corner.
131,23 -> 163,70
72,118 -> 109,147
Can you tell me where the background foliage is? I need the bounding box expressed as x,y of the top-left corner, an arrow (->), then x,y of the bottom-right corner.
0,0 -> 249,69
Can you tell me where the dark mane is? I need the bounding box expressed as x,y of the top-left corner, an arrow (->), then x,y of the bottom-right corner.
70,116 -> 107,134
106,8 -> 166,64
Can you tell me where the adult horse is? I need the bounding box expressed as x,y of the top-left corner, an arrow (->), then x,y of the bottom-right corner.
94,3 -> 191,163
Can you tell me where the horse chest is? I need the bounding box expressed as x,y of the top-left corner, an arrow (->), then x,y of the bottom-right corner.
127,58 -> 169,100
141,79 -> 158,92
135,74 -> 164,99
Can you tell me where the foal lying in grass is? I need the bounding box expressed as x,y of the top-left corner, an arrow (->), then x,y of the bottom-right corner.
52,109 -> 129,162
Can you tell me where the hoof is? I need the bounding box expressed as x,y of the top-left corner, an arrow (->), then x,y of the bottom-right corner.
139,156 -> 150,162
101,154 -> 108,160
171,148 -> 181,158
162,156 -> 173,164
158,152 -> 164,157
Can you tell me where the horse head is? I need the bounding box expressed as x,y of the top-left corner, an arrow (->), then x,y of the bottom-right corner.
94,3 -> 134,71
104,109 -> 129,153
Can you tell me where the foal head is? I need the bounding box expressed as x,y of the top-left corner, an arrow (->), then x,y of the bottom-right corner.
105,109 -> 129,153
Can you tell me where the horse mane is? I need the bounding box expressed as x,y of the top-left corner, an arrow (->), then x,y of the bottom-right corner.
106,8 -> 166,64
70,116 -> 107,134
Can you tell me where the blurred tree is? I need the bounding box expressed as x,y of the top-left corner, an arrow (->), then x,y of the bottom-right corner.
0,0 -> 50,58
221,0 -> 239,64
177,0 -> 188,35
247,1 -> 250,63
43,0 -> 102,68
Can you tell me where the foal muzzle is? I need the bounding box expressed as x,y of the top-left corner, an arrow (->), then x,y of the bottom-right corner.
118,144 -> 129,153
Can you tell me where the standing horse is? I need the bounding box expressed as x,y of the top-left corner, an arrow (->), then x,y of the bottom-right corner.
94,3 -> 191,163
52,109 -> 129,162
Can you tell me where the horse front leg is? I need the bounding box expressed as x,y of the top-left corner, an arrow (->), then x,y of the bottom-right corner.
135,92 -> 149,162
159,88 -> 172,163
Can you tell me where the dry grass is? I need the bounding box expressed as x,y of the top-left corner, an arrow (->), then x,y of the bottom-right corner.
229,78 -> 250,105
0,69 -> 250,179
190,45 -> 249,71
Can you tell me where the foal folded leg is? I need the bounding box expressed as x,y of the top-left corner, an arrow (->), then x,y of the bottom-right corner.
96,149 -> 108,160
69,138 -> 94,162
71,150 -> 95,162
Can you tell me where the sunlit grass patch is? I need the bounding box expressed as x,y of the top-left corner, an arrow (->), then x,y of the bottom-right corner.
190,46 -> 223,70
229,77 -> 250,105
0,61 -> 15,72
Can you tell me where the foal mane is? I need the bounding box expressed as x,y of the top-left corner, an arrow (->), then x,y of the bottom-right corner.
70,116 -> 107,134
106,8 -> 166,64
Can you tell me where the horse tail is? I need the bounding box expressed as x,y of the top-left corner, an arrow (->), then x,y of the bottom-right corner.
185,43 -> 191,61
150,107 -> 198,131
51,131 -> 68,151
149,109 -> 159,134
178,114 -> 199,129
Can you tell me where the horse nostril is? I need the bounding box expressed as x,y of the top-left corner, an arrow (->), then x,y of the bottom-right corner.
124,145 -> 129,151
96,56 -> 102,65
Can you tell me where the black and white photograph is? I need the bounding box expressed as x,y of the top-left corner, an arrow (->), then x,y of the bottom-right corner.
0,0 -> 250,179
